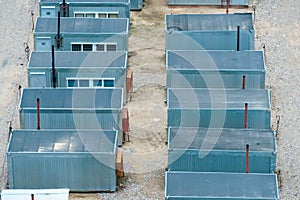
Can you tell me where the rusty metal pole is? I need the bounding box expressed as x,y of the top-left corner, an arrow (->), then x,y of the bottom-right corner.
52,45 -> 56,88
226,0 -> 230,14
57,12 -> 61,49
237,26 -> 240,51
242,75 -> 246,90
31,194 -> 34,200
244,103 -> 248,129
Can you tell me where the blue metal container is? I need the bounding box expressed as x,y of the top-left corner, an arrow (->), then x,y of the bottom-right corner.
167,50 -> 265,89
168,0 -> 249,6
19,88 -> 124,146
167,88 -> 271,129
166,13 -> 254,51
168,127 -> 276,173
34,17 -> 129,51
165,171 -> 279,199
39,0 -> 130,19
7,130 -> 118,192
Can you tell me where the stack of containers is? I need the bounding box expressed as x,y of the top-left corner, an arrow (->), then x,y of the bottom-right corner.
165,13 -> 279,199
6,0 -> 133,192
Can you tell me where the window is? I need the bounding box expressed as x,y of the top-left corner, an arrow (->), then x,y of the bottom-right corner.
83,44 -> 92,51
71,43 -> 117,52
67,78 -> 115,88
96,44 -> 105,51
106,44 -> 117,51
108,14 -> 118,18
75,12 -> 118,19
46,12 -> 51,15
72,44 -> 81,51
75,13 -> 84,18
86,13 -> 96,18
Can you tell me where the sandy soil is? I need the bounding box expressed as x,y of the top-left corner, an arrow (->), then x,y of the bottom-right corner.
0,0 -> 299,199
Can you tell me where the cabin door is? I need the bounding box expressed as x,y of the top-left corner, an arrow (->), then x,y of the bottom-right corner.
29,72 -> 47,88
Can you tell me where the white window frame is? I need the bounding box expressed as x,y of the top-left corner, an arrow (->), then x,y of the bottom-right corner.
74,12 -> 119,19
66,78 -> 115,88
71,43 -> 117,52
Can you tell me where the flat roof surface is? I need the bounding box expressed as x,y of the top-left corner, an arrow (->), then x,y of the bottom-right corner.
29,51 -> 127,68
168,127 -> 275,151
167,50 -> 264,70
20,88 -> 123,109
8,130 -> 117,153
168,89 -> 270,109
35,17 -> 128,34
166,13 -> 254,31
166,172 -> 278,198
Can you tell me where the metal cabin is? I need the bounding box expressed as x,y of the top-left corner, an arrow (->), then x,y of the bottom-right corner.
130,0 -> 143,10
165,13 -> 254,51
165,171 -> 279,200
168,127 -> 276,173
167,88 -> 271,129
167,50 -> 265,89
27,51 -> 129,102
39,0 -> 130,18
19,88 -> 125,146
34,17 -> 129,51
168,0 -> 248,6
7,130 -> 118,192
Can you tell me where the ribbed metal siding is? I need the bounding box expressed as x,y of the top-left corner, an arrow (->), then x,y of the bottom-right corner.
168,0 -> 248,6
166,31 -> 254,50
7,153 -> 116,191
130,0 -> 143,10
167,71 -> 265,89
168,109 -> 271,129
168,150 -> 276,173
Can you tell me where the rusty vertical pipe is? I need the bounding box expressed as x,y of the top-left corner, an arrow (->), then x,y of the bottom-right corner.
237,26 -> 240,51
57,12 -> 61,49
52,45 -> 56,88
62,0 -> 67,17
242,75 -> 246,89
244,103 -> 248,129
31,194 -> 34,200
246,144 -> 249,173
37,98 -> 40,130
226,0 -> 230,14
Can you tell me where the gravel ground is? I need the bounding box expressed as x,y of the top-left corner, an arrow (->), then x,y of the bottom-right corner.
0,0 -> 299,199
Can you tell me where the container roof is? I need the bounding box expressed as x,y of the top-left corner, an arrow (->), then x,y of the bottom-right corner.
168,89 -> 270,110
168,127 -> 275,151
166,172 -> 278,199
167,50 -> 265,70
166,13 -> 254,31
35,17 -> 128,34
8,130 -> 117,153
29,51 -> 127,69
40,0 -> 129,3
20,88 -> 123,109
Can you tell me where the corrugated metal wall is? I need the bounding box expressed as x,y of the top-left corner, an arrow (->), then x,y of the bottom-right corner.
168,109 -> 271,129
130,0 -> 143,10
168,150 -> 276,173
168,0 -> 249,6
7,153 -> 116,191
166,31 -> 254,51
167,71 -> 265,89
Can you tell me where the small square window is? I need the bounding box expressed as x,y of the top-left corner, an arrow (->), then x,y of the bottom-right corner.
98,13 -> 107,18
41,42 -> 46,45
68,80 -> 78,87
79,80 -> 89,87
93,80 -> 102,87
86,13 -> 96,18
108,14 -> 118,18
106,44 -> 117,51
75,13 -> 84,18
96,44 -> 105,51
72,44 -> 82,51
104,80 -> 114,87
83,44 -> 93,51
46,12 -> 51,15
